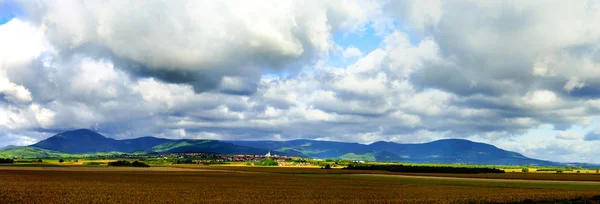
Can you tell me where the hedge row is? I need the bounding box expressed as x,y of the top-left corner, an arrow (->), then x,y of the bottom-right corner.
343,164 -> 504,174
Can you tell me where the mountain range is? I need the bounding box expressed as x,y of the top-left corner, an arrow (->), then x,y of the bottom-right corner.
0,129 -> 574,166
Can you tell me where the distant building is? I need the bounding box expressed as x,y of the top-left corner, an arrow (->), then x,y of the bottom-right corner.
265,151 -> 271,157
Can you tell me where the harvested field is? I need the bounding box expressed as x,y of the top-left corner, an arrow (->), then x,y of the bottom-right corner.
1,167 -> 600,203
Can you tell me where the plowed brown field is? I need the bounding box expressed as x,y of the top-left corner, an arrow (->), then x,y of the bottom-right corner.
0,167 -> 599,203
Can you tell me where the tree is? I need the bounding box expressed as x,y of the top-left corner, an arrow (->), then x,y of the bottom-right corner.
324,164 -> 331,169
257,158 -> 278,166
132,161 -> 150,167
59,159 -> 64,163
521,168 -> 529,173
0,158 -> 14,164
108,160 -> 131,166
108,160 -> 149,167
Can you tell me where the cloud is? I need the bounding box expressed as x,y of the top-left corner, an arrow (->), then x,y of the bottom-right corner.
584,130 -> 600,141
3,0 -> 600,164
342,46 -> 364,59
402,1 -> 600,100
0,71 -> 32,103
20,0 -> 381,93
555,130 -> 582,140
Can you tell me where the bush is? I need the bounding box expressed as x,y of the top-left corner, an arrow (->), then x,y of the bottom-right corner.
576,170 -> 581,174
256,158 -> 278,166
59,159 -> 64,163
596,169 -> 599,174
556,170 -> 564,174
0,158 -> 14,164
131,161 -> 150,167
108,160 -> 131,166
521,168 -> 529,173
324,164 -> 331,169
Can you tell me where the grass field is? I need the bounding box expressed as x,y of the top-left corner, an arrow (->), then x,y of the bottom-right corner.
1,166 -> 600,203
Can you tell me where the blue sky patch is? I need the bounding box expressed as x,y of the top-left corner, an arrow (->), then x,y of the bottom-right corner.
0,0 -> 23,25
333,24 -> 384,55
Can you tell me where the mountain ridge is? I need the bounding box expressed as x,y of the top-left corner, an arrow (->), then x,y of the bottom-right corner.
1,129 -> 571,166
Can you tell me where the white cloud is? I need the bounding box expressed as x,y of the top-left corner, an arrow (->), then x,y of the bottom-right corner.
22,0 -> 381,92
0,19 -> 46,68
555,130 -> 582,140
0,71 -> 32,103
342,46 -> 364,59
522,90 -> 559,107
563,77 -> 585,92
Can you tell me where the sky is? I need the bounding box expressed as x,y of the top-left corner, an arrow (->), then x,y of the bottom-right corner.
1,0 -> 600,163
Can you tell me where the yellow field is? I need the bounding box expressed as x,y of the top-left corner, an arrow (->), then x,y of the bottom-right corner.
502,168 -> 599,174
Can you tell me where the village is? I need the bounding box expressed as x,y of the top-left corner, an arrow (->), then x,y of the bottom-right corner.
118,151 -> 323,167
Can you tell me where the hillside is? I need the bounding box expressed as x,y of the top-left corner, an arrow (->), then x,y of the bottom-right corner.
31,129 -> 122,154
3,129 -> 563,165
27,129 -> 274,156
149,140 -> 277,155
0,145 -> 20,151
0,147 -> 73,158
231,139 -> 558,166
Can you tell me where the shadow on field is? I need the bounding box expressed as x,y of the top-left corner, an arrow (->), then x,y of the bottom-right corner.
492,195 -> 600,204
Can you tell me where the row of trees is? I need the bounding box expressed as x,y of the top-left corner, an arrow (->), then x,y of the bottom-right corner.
0,158 -> 14,164
108,160 -> 150,167
343,164 -> 505,174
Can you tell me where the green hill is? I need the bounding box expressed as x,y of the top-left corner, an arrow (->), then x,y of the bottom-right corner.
0,147 -> 72,158
0,147 -> 123,159
149,140 -> 269,155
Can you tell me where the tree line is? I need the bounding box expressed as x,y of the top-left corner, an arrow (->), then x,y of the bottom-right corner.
108,160 -> 150,167
343,164 -> 505,174
0,158 -> 14,164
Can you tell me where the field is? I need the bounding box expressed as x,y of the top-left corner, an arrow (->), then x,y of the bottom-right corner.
1,166 -> 600,203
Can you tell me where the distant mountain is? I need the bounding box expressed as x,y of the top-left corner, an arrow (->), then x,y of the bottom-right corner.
149,140 -> 270,155
10,129 -> 566,166
119,136 -> 173,153
31,129 -> 123,153
230,139 -> 371,158
231,139 -> 559,166
28,129 -> 274,155
0,145 -> 20,151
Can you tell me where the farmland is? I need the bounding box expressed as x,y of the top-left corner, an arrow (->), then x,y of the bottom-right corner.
1,166 -> 600,203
